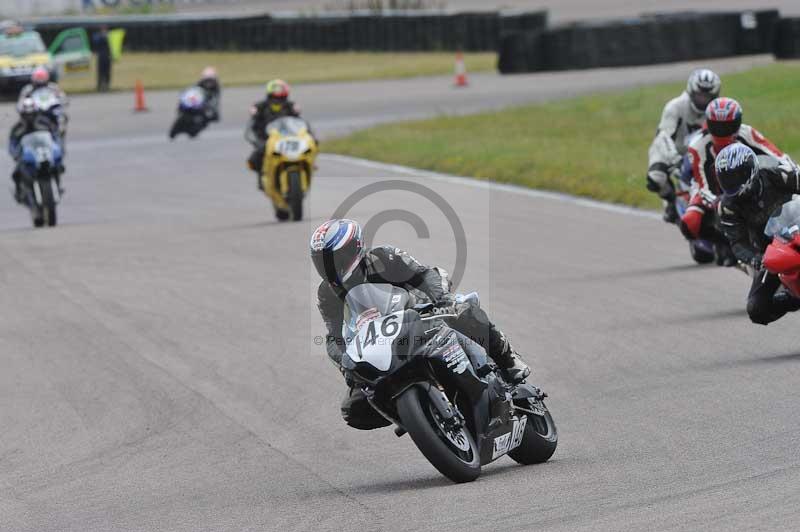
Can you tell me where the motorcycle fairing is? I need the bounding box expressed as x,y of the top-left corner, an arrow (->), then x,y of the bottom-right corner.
764,235 -> 800,298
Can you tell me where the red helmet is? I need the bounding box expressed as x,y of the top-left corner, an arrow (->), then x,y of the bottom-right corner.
31,66 -> 50,86
705,97 -> 742,149
266,79 -> 290,100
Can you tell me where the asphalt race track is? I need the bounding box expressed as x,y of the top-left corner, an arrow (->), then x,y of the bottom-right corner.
1,57 -> 799,531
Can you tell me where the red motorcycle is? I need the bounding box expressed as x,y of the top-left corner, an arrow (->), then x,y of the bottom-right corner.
763,197 -> 800,298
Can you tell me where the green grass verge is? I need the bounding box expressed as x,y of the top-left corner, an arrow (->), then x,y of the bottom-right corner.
59,51 -> 496,94
325,63 -> 800,210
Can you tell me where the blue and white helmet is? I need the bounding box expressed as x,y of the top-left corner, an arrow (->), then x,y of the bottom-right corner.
310,219 -> 366,286
715,142 -> 759,198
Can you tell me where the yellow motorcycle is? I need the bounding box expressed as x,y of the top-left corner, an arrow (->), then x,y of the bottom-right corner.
261,117 -> 318,221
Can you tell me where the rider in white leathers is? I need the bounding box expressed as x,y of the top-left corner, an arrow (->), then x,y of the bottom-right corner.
647,69 -> 721,222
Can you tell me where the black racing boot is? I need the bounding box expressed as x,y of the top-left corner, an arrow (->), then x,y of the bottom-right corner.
13,183 -> 23,204
12,170 -> 23,203
662,200 -> 679,224
773,292 -> 800,314
715,242 -> 738,267
491,333 -> 531,384
497,351 -> 531,384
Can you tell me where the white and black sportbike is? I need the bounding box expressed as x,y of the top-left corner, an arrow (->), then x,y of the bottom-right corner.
342,283 -> 557,483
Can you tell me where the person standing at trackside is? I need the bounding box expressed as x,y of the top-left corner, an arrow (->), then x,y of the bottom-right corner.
245,79 -> 302,189
646,69 -> 721,223
196,67 -> 221,122
716,143 -> 800,325
310,219 -> 531,430
680,98 -> 791,248
93,26 -> 112,92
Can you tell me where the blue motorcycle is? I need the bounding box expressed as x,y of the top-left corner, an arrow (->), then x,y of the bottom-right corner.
169,87 -> 210,139
16,131 -> 63,228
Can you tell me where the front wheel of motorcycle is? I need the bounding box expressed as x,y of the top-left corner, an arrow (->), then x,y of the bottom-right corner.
287,170 -> 303,221
396,386 -> 480,483
507,399 -> 558,465
689,240 -> 715,264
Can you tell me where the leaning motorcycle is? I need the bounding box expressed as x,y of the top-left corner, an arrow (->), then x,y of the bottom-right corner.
15,131 -> 63,228
672,156 -> 716,264
763,196 -> 800,297
169,87 -> 209,139
341,284 -> 557,483
260,116 -> 317,221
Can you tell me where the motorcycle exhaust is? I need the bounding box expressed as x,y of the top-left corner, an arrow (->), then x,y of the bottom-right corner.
51,179 -> 60,203
32,181 -> 42,206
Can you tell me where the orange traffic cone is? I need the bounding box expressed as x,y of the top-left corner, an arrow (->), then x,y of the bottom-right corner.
454,52 -> 468,88
134,79 -> 148,112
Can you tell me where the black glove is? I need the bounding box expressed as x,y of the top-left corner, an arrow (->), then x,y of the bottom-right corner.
751,254 -> 763,272
435,293 -> 456,307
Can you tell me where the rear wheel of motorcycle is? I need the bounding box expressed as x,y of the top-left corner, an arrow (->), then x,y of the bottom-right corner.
287,171 -> 303,221
396,386 -> 480,483
689,240 -> 714,264
508,400 -> 558,465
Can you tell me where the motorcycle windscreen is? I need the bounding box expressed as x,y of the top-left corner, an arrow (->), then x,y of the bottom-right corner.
765,196 -> 800,240
266,116 -> 308,137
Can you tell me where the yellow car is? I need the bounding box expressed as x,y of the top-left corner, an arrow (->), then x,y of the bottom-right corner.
0,24 -> 91,94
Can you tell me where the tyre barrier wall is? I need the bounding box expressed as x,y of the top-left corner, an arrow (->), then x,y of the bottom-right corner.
775,17 -> 800,58
499,10 -> 781,74
34,10 -> 547,52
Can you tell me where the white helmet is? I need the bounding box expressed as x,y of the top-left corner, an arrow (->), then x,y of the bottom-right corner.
686,69 -> 721,113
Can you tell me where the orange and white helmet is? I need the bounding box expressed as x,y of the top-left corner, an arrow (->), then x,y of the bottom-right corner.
201,66 -> 217,81
31,66 -> 50,86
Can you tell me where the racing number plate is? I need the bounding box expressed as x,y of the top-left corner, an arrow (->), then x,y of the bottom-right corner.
491,416 -> 528,460
347,311 -> 403,371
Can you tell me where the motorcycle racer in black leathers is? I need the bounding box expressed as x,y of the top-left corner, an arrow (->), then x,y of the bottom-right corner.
245,79 -> 302,187
196,66 -> 221,123
310,219 -> 531,430
716,143 -> 800,325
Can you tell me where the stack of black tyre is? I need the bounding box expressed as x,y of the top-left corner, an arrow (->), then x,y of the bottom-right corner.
499,10 -> 782,74
775,17 -> 800,58
35,10 -> 547,52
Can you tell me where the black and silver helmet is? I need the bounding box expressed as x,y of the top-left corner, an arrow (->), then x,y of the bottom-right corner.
687,69 -> 721,113
715,142 -> 759,198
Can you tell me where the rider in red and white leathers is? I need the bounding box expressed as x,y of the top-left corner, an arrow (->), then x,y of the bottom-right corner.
647,69 -> 720,223
682,97 -> 792,246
